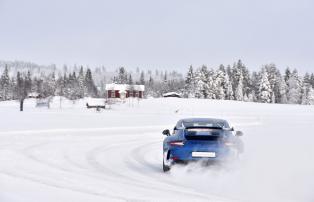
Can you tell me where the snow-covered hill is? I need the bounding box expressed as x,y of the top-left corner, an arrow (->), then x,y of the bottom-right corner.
0,98 -> 314,202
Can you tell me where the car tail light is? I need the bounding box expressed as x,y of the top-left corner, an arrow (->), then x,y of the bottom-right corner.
171,156 -> 179,161
169,141 -> 184,146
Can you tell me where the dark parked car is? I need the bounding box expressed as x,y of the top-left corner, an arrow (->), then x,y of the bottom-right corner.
162,118 -> 244,172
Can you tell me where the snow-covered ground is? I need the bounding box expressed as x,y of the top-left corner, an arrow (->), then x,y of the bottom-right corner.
0,97 -> 314,202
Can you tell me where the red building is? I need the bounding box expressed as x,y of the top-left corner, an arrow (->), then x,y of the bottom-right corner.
105,84 -> 145,99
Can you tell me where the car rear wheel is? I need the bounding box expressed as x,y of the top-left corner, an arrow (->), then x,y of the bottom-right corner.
163,151 -> 171,172
163,159 -> 171,172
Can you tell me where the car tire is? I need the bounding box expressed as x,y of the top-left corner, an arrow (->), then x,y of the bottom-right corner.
163,159 -> 171,172
163,151 -> 171,172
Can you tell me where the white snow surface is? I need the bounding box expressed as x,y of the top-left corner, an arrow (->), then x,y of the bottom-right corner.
0,98 -> 314,202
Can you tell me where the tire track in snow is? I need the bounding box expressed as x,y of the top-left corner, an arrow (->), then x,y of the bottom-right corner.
16,136 -> 209,201
16,141 -> 132,201
85,137 -> 215,201
0,126 -> 240,202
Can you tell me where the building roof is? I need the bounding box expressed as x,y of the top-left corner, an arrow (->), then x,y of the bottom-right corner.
86,98 -> 106,106
162,92 -> 181,97
105,83 -> 145,91
28,92 -> 40,97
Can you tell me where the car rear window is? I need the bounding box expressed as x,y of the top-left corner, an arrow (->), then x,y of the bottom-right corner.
183,121 -> 229,129
186,128 -> 221,136
185,128 -> 223,140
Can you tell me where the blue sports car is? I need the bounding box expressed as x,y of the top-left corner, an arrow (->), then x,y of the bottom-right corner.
162,118 -> 244,172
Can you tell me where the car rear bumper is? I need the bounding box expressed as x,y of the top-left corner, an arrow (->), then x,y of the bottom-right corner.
171,159 -> 228,167
168,147 -> 236,162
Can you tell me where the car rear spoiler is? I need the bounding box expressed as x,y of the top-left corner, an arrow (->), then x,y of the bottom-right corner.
185,126 -> 233,131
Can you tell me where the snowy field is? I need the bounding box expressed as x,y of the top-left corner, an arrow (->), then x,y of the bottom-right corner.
0,97 -> 314,202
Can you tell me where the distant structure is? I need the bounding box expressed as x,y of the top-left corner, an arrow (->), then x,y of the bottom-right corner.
105,84 -> 145,99
86,98 -> 108,111
36,96 -> 52,108
163,92 -> 181,98
28,92 -> 41,99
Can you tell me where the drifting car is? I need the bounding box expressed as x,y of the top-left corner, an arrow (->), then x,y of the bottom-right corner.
162,118 -> 244,172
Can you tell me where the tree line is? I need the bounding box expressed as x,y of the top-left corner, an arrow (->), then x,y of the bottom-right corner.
0,66 -> 98,110
1,60 -> 314,105
183,60 -> 314,105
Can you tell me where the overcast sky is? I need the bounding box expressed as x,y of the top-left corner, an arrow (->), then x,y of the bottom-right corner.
0,0 -> 313,72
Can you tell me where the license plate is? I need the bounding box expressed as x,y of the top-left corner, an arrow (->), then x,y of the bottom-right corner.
192,152 -> 216,158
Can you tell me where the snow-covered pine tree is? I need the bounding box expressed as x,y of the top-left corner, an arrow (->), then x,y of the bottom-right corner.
218,64 -> 226,73
0,65 -> 11,100
301,74 -> 313,105
207,68 -> 216,99
226,65 -> 232,79
148,75 -> 154,86
78,66 -> 85,98
85,68 -> 98,97
310,73 -> 314,88
303,73 -> 311,86
163,71 -> 167,81
213,68 -> 225,99
224,73 -> 234,100
65,72 -> 79,99
284,67 -> 291,83
231,60 -> 251,101
117,67 -> 128,84
194,69 -> 202,98
65,73 -> 72,99
37,73 -> 50,98
307,87 -> 314,105
10,77 -> 17,100
161,71 -> 169,94
31,77 -> 38,95
25,71 -> 32,94
250,71 -> 260,101
279,77 -> 288,104
139,71 -> 145,85
145,75 -> 155,97
128,74 -> 133,85
235,73 -> 244,101
301,86 -> 308,105
184,65 -> 196,98
271,93 -> 275,104
264,64 -> 281,103
166,71 -> 185,95
247,92 -> 255,102
239,61 -> 251,96
194,65 -> 212,99
62,73 -> 68,97
194,81 -> 202,98
231,60 -> 251,97
46,72 -> 56,97
258,68 -> 272,103
62,65 -> 69,78
286,70 -> 302,104
231,62 -> 239,93
55,75 -> 65,98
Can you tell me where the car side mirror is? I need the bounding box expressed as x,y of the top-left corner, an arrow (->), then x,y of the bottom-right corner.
236,131 -> 244,136
162,129 -> 171,136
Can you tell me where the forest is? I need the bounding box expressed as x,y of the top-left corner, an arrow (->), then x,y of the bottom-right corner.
0,60 -> 314,105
